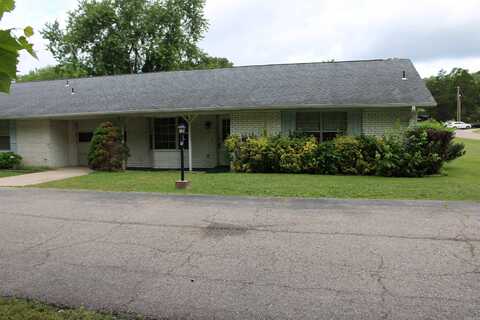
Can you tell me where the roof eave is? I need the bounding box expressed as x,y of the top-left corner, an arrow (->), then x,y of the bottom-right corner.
1,102 -> 437,120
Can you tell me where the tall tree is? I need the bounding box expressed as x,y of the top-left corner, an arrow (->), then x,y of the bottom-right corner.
0,0 -> 36,92
42,0 -> 232,77
425,68 -> 480,123
16,64 -> 88,82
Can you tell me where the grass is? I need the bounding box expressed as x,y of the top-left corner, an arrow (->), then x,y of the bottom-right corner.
473,128 -> 480,134
0,297 -> 139,320
0,167 -> 49,178
36,139 -> 480,201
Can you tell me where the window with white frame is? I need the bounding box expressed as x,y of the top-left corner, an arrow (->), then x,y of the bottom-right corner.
221,118 -> 231,141
153,117 -> 189,150
0,120 -> 10,150
296,112 -> 347,141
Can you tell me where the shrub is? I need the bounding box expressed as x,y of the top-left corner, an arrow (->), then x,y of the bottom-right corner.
315,141 -> 338,174
225,121 -> 465,178
375,133 -> 406,177
334,136 -> 363,175
403,120 -> 465,175
446,142 -> 466,161
225,134 -> 319,173
87,122 -> 130,171
0,152 -> 22,169
331,135 -> 384,175
356,135 -> 383,175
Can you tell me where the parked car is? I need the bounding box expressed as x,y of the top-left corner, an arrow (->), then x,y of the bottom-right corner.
445,121 -> 472,129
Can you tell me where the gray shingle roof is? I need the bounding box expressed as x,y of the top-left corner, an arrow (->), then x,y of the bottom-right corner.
0,58 -> 436,119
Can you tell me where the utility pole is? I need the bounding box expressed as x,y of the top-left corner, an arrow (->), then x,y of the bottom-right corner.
457,86 -> 462,122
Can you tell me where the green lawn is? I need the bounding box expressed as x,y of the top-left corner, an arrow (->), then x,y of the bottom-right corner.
0,168 -> 47,178
0,171 -> 21,178
0,297 -> 139,320
36,139 -> 480,201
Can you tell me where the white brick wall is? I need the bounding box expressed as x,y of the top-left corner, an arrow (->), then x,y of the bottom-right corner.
126,117 -> 152,168
16,119 -> 77,167
362,108 -> 411,136
49,120 -> 70,167
16,120 -> 52,167
231,111 -> 281,136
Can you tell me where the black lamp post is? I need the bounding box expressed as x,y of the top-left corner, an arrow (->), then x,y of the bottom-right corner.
176,123 -> 190,189
178,123 -> 186,181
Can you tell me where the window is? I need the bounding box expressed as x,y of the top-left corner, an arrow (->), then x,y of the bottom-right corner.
296,112 -> 347,142
154,118 -> 176,149
154,117 -> 189,150
78,132 -> 93,143
0,121 -> 10,150
221,119 -> 231,141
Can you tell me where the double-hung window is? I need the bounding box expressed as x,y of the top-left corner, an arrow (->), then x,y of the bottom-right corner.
0,120 -> 10,150
296,112 -> 347,142
153,117 -> 189,150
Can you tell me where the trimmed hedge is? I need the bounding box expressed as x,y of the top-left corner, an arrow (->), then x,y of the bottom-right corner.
225,121 -> 465,177
0,152 -> 22,169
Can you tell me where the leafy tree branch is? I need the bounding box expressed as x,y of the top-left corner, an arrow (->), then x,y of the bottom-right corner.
0,0 -> 36,92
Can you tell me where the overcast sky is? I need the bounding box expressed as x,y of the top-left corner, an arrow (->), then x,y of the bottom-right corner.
2,0 -> 480,77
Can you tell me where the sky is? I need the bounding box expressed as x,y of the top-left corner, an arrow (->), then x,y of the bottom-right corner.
2,0 -> 480,77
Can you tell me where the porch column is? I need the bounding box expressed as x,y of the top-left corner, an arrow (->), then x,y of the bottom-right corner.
183,114 -> 198,172
410,105 -> 417,127
119,117 -> 127,170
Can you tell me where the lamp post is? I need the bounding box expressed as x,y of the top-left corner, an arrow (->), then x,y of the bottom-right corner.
175,123 -> 190,189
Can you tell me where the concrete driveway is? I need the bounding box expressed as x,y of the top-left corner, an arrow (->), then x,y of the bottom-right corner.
0,189 -> 479,319
455,128 -> 480,140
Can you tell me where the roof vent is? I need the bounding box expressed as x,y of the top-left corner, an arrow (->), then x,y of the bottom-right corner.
402,71 -> 407,80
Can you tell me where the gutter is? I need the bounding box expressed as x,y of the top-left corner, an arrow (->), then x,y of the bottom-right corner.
0,102 -> 437,120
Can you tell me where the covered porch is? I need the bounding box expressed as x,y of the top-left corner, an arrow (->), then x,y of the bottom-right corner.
69,113 -> 231,170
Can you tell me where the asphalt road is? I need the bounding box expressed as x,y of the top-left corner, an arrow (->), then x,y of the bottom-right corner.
0,188 -> 479,319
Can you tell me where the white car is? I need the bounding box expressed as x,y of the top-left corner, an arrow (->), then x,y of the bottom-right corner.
445,121 -> 472,129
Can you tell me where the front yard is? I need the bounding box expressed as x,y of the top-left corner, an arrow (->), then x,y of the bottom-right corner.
35,139 -> 480,201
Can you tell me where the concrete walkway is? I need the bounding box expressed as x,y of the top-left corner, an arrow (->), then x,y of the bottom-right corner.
0,167 -> 91,187
455,129 -> 480,140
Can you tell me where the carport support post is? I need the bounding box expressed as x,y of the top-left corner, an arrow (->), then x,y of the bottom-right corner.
121,119 -> 127,171
410,105 -> 417,127
183,114 -> 197,172
188,123 -> 192,172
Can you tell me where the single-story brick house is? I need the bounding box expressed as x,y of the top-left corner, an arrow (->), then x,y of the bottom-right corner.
0,58 -> 436,169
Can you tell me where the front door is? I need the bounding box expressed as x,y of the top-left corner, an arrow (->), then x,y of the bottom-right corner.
217,116 -> 231,166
